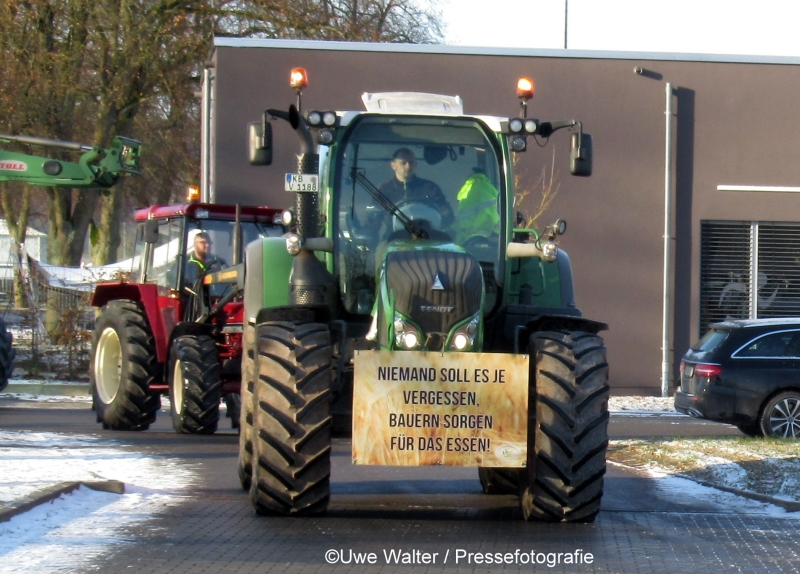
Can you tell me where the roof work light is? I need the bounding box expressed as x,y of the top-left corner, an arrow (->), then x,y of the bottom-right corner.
290,68 -> 308,91
517,77 -> 534,101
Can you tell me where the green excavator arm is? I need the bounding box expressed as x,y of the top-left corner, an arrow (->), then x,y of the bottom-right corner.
0,134 -> 141,188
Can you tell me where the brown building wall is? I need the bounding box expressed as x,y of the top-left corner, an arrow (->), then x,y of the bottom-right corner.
210,40 -> 800,395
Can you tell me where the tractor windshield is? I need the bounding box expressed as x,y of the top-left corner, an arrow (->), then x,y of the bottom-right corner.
140,218 -> 282,292
333,115 -> 504,316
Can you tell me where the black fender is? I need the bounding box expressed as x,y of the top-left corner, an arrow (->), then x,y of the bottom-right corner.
255,305 -> 332,326
526,314 -> 608,335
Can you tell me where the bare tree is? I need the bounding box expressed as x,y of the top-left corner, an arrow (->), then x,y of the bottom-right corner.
514,148 -> 561,229
0,0 -> 445,267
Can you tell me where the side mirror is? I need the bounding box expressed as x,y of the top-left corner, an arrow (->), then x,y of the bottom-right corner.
144,220 -> 159,244
248,121 -> 272,166
570,133 -> 592,176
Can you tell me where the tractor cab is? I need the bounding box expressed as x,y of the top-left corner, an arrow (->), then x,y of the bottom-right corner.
130,202 -> 283,303
331,113 -> 506,324
92,201 -> 283,371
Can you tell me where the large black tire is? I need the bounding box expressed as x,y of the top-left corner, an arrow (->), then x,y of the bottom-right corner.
237,323 -> 256,490
520,330 -> 609,523
759,391 -> 800,438
0,316 -> 15,393
478,467 -> 522,494
168,335 -> 221,434
91,300 -> 160,431
249,321 -> 332,516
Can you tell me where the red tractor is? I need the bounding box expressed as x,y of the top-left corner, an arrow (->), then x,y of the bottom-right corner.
90,201 -> 284,433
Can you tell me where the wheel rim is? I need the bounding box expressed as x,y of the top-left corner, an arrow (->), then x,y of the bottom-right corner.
173,360 -> 185,415
769,397 -> 800,438
95,327 -> 122,404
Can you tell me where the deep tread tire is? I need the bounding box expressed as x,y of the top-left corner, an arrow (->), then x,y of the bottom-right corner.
479,467 -> 521,494
237,323 -> 256,490
249,321 -> 332,516
759,391 -> 800,438
520,330 -> 609,523
90,300 -> 160,431
0,316 -> 15,393
169,335 -> 221,434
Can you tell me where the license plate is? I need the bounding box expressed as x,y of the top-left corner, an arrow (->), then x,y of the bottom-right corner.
285,173 -> 318,192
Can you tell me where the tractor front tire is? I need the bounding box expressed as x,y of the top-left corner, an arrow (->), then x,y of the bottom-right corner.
169,335 -> 221,434
237,323 -> 256,490
0,316 -> 15,393
520,330 -> 609,523
249,321 -> 332,516
91,301 -> 160,431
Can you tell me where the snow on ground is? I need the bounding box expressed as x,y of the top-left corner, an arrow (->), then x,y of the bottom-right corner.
0,430 -> 199,574
648,470 -> 800,520
3,384 -> 679,414
608,395 -> 677,415
646,466 -> 800,519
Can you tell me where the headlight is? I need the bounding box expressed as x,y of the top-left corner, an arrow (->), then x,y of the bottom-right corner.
318,129 -> 334,145
307,111 -> 322,126
541,241 -> 558,262
322,111 -> 337,126
394,315 -> 423,350
285,233 -> 302,256
511,136 -> 527,152
508,118 -> 523,133
449,315 -> 480,351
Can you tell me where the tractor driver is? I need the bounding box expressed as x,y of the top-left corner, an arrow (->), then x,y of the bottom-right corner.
184,231 -> 226,289
376,147 -> 454,230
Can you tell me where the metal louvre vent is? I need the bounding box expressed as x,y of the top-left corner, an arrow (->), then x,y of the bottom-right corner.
700,221 -> 800,335
756,224 -> 800,319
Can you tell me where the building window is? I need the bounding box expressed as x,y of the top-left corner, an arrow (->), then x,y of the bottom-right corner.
700,221 -> 800,335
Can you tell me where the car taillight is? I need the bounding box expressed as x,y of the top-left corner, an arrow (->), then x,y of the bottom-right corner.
694,364 -> 722,378
680,360 -> 686,373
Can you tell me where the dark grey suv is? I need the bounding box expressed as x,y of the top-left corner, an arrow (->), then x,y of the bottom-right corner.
675,318 -> 800,437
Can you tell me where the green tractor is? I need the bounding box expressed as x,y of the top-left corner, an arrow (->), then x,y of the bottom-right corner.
0,133 -> 141,392
236,71 -> 608,522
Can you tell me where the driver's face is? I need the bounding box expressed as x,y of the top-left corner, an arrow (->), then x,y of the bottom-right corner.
194,236 -> 211,259
391,155 -> 417,183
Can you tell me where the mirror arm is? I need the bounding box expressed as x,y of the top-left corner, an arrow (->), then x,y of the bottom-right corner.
538,119 -> 580,139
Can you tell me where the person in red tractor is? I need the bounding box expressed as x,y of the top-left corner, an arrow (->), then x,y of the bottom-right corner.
185,231 -> 226,289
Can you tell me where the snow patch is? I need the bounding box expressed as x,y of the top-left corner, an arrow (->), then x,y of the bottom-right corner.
0,431 -> 198,573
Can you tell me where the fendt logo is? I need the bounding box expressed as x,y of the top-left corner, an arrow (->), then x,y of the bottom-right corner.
0,161 -> 27,171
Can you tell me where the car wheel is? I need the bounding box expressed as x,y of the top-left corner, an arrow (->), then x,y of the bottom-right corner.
759,392 -> 800,438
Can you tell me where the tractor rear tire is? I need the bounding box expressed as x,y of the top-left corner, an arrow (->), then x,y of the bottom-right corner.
168,335 -> 221,434
520,330 -> 609,523
91,301 -> 160,431
249,321 -> 332,516
237,323 -> 256,490
478,467 -> 521,494
0,316 -> 15,392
